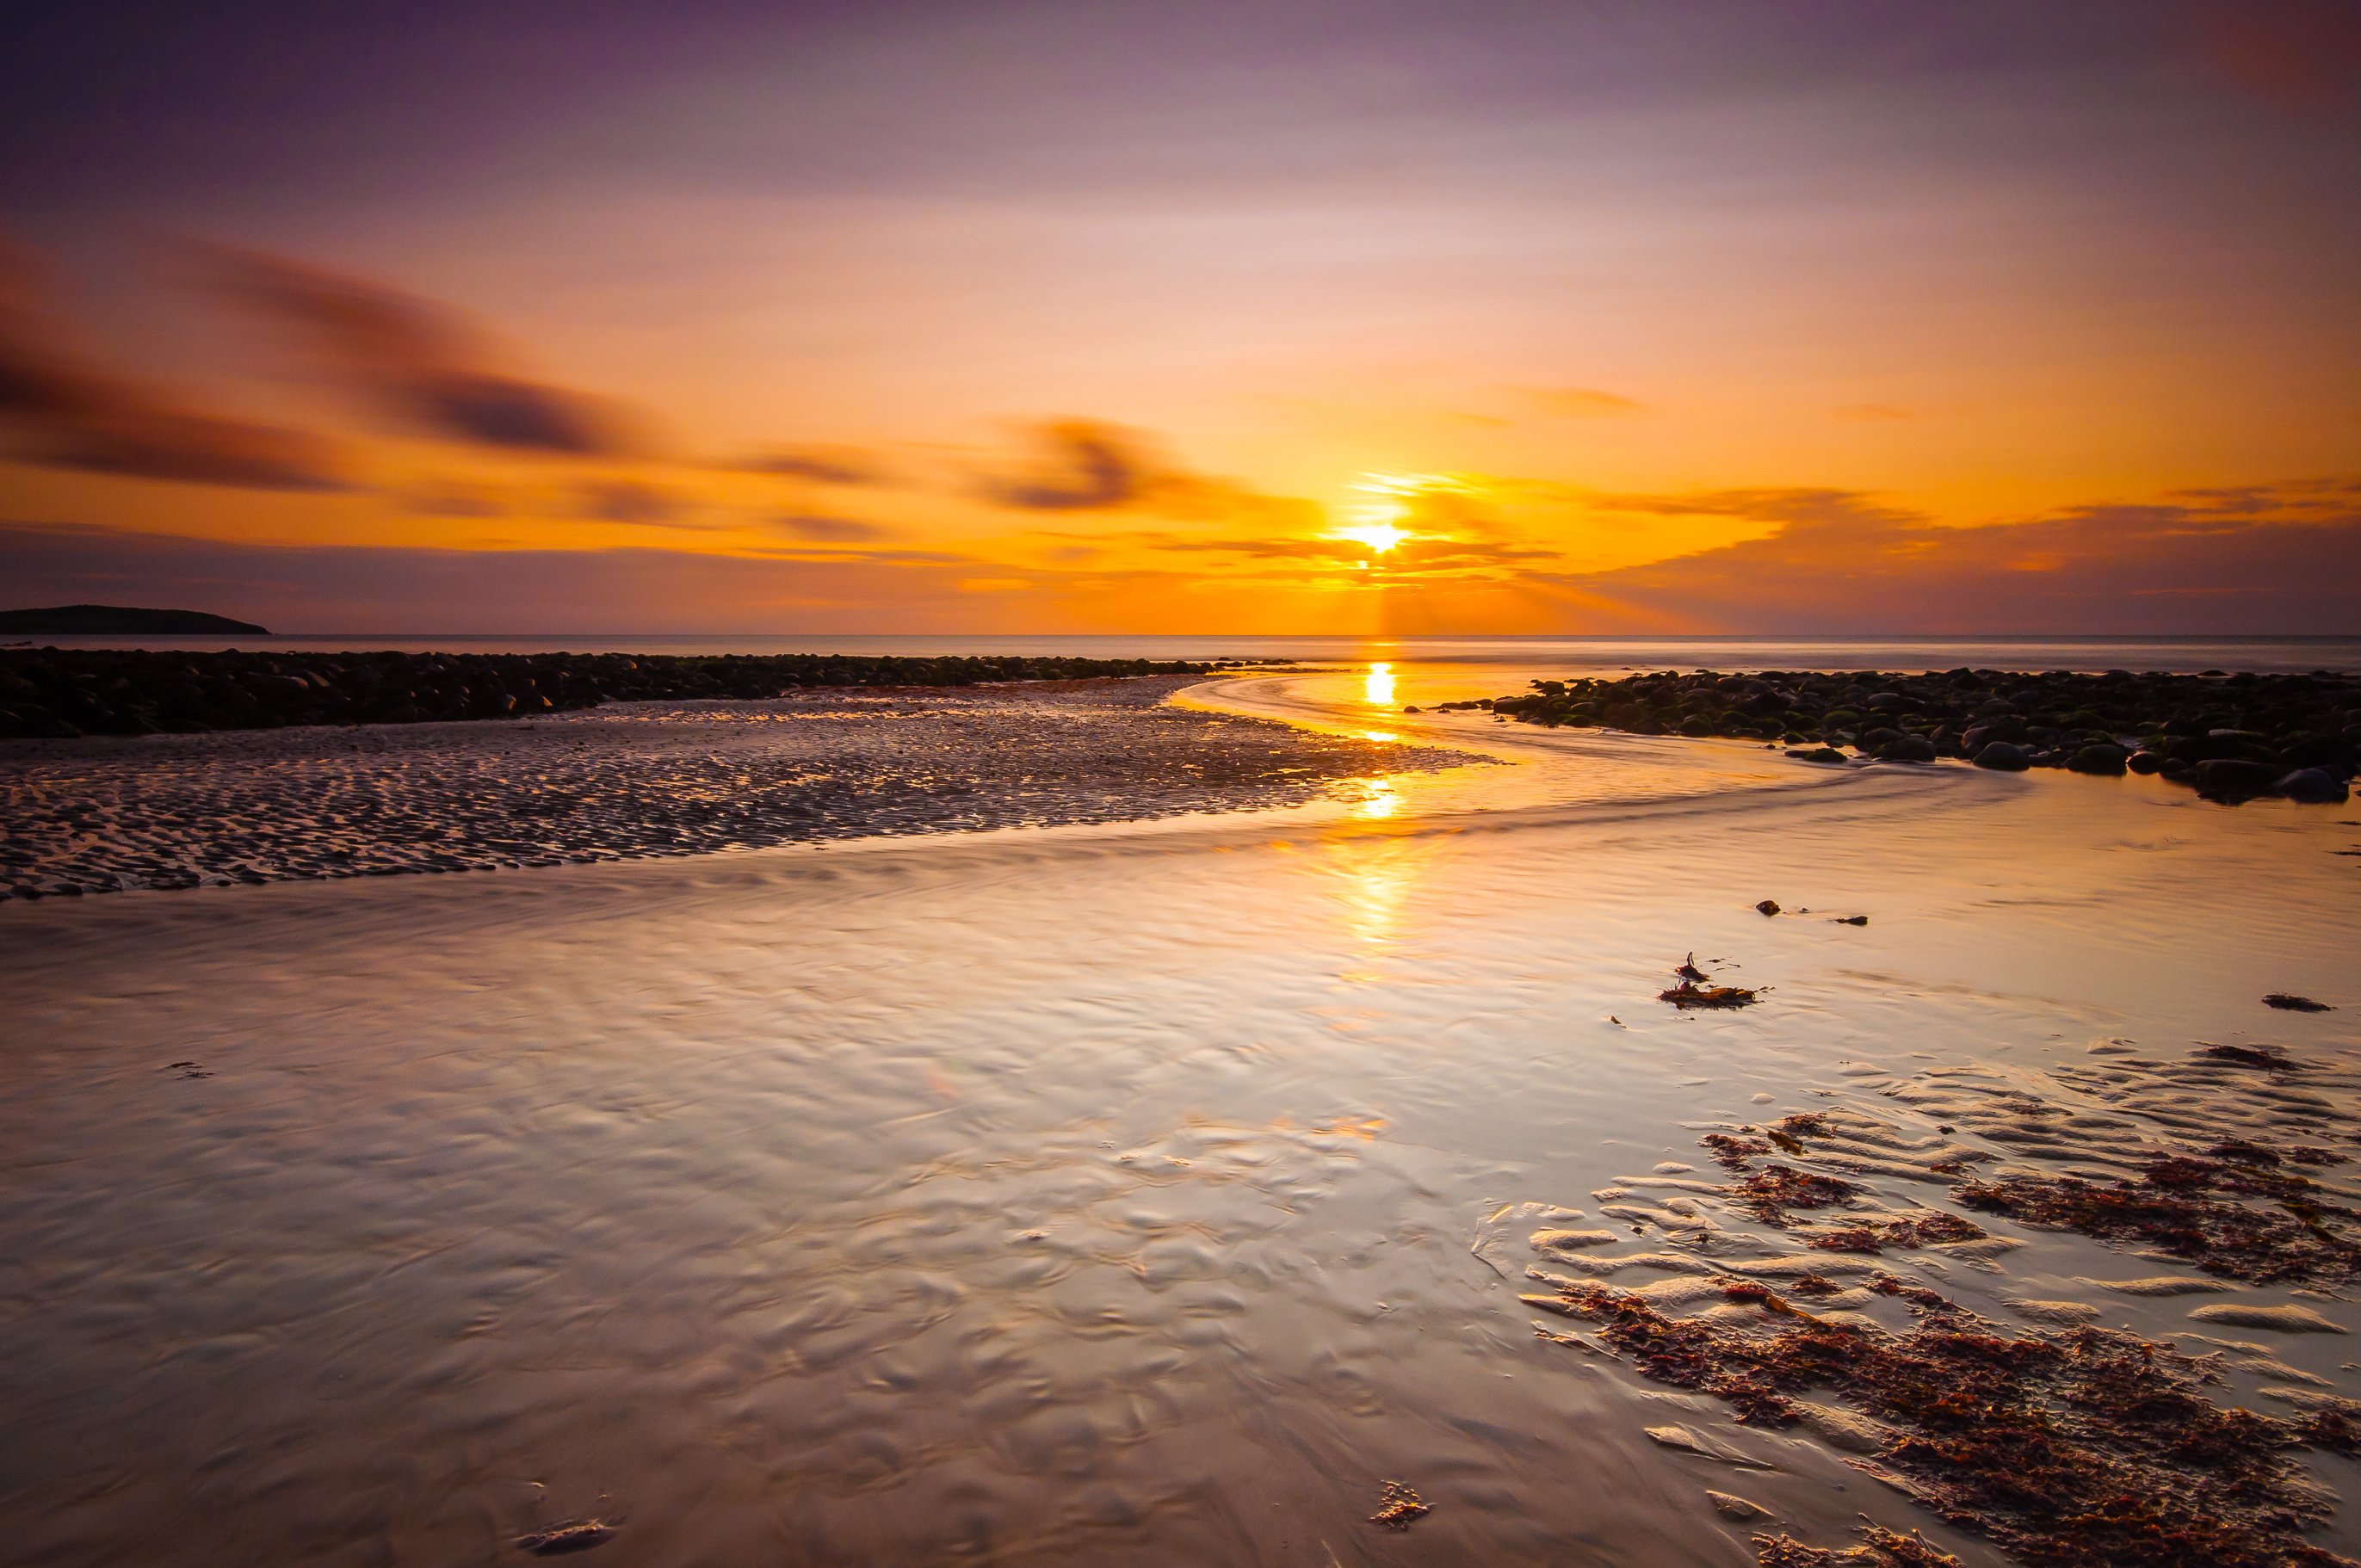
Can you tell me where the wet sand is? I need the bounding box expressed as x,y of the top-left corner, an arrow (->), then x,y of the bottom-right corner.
0,676 -> 1475,898
1,664 -> 2358,1565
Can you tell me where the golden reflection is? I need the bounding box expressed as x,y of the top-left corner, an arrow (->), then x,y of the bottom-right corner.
1354,777 -> 1400,818
1363,661 -> 1395,707
1357,729 -> 1400,744
1327,832 -> 1429,959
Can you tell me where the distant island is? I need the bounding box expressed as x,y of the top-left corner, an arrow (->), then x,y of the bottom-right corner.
0,605 -> 272,636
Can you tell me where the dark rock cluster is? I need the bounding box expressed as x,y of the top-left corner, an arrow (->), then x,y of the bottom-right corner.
1452,667 -> 2358,804
0,648 -> 1262,740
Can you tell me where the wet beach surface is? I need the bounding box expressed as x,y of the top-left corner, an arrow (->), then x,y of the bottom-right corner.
0,676 -> 1474,898
2,664 -> 2358,1565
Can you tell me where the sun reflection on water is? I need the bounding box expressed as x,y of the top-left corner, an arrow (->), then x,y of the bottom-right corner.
1363,661 -> 1395,707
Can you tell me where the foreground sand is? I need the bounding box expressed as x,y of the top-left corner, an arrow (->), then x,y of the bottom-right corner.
2,666 -> 2355,1565
0,676 -> 1478,898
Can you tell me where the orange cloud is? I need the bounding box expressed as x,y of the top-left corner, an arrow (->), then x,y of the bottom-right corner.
0,242 -> 343,491
207,245 -> 642,457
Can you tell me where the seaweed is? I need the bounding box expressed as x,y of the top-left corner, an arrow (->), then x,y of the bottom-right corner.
1369,1479 -> 1431,1530
1663,980 -> 1761,1009
1548,1278 -> 2358,1568
1752,1523 -> 1962,1566
516,1521 -> 615,1555
1954,1149 -> 2361,1284
1813,1218 -> 1983,1256
1728,1164 -> 1863,1225
1659,949 -> 1765,1009
1707,1133 -> 1776,1170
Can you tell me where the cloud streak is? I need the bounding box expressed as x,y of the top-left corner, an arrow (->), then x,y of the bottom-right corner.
1553,479 -> 2361,633
0,244 -> 343,491
208,245 -> 640,457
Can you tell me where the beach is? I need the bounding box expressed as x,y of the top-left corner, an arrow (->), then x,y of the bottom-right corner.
1,652 -> 2358,1565
0,676 -> 1474,898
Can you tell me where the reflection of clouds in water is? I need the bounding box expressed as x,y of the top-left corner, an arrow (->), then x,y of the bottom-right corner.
1363,661 -> 1395,707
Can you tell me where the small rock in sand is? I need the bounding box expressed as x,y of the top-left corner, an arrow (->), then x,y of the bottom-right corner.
2261,993 -> 2333,1013
1756,899 -> 1781,917
2189,1303 -> 2347,1335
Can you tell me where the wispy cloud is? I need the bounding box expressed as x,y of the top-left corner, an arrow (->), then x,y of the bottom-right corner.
1520,386 -> 1647,418
731,447 -> 890,485
979,420 -> 1152,510
772,513 -> 889,542
0,242 -> 343,491
207,245 -> 640,457
1542,478 -> 2361,632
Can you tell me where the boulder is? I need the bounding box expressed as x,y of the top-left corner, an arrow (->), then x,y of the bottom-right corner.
1973,742 -> 2030,772
2126,750 -> 2165,775
2278,769 -> 2350,805
2067,744 -> 2128,776
2192,758 -> 2285,799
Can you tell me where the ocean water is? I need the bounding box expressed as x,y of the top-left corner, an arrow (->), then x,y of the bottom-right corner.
1,662 -> 2357,1565
12,631 -> 2360,675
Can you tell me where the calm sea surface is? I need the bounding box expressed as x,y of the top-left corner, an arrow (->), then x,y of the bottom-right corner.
15,631 -> 2360,674
2,657 -> 2357,1565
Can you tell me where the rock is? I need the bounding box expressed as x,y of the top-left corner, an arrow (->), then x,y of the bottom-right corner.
2262,993 -> 2333,1013
2192,758 -> 2286,799
1785,747 -> 1847,763
2277,769 -> 2348,805
2188,1303 -> 2347,1335
1756,899 -> 1781,917
1973,742 -> 2030,771
2127,750 -> 2165,775
1830,915 -> 1868,925
2067,744 -> 2128,776
1874,734 -> 1937,762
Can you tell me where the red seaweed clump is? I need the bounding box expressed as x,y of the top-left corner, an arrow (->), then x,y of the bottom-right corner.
1752,1523 -> 1962,1566
1954,1147 -> 2361,1284
1705,1133 -> 1775,1170
1544,1279 -> 2358,1568
1808,1213 -> 1986,1254
1728,1164 -> 1863,1225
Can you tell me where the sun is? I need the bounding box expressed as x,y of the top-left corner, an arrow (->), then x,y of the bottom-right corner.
1332,522 -> 1411,553
1326,471 -> 1462,557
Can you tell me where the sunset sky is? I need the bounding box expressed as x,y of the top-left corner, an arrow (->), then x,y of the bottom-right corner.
2,0 -> 2356,633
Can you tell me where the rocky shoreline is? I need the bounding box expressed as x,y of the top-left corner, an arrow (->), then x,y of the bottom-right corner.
1446,668 -> 2357,805
0,647 -> 1270,740
0,676 -> 1474,900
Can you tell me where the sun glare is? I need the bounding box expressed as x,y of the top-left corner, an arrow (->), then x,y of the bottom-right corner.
1333,522 -> 1411,553
1326,471 -> 1439,556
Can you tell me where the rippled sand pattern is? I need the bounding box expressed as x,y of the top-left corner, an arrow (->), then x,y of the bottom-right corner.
0,677 -> 1475,897
1,667 -> 2357,1565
